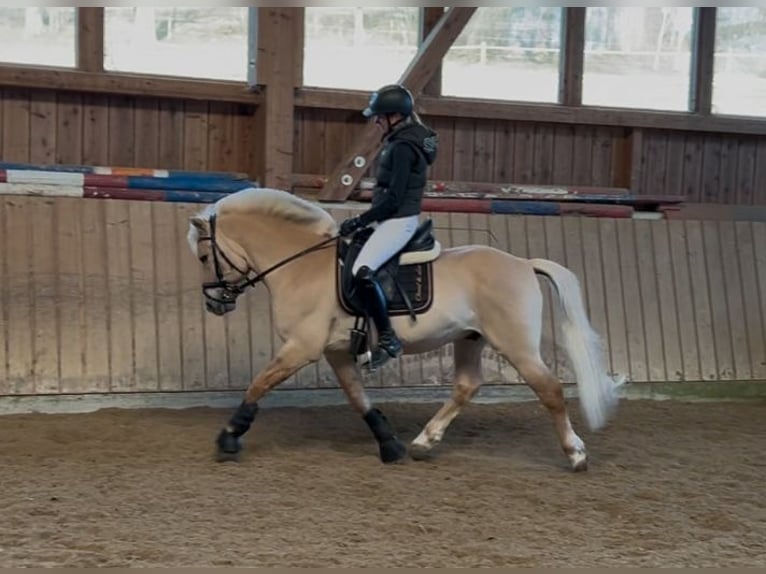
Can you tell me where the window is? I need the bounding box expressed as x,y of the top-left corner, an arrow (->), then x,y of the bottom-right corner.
713,8 -> 766,117
303,7 -> 421,91
0,8 -> 76,67
582,7 -> 694,111
104,7 -> 249,81
441,8 -> 563,102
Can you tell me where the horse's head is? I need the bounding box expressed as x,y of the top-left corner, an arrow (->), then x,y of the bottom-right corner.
188,210 -> 253,316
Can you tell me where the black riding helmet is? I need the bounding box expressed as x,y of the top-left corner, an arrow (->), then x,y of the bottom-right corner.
362,84 -> 414,118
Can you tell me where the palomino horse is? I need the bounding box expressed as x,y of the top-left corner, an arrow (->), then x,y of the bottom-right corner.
187,187 -> 619,471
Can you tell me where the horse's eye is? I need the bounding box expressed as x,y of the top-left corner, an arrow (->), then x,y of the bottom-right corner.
200,255 -> 209,264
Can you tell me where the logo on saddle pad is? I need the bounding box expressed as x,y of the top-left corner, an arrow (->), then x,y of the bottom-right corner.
336,219 -> 441,319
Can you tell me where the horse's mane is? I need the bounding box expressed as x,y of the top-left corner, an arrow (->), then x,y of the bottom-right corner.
192,186 -> 338,235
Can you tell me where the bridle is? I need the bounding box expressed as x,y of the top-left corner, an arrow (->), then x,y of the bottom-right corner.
198,213 -> 337,305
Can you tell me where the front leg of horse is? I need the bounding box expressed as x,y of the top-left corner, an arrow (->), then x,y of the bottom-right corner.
324,349 -> 407,464
217,340 -> 313,462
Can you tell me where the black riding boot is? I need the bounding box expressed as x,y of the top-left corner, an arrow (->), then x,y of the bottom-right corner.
356,266 -> 403,369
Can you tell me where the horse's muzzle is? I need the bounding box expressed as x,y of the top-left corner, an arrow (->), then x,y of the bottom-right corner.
205,298 -> 236,316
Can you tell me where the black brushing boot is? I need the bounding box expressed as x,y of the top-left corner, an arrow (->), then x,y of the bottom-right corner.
356,266 -> 403,369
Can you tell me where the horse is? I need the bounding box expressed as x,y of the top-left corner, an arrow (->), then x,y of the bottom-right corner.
186,186 -> 619,471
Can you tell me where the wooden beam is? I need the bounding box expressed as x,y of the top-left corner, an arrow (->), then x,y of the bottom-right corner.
77,8 -> 104,73
317,7 -> 477,202
0,65 -> 261,104
689,7 -> 716,115
295,87 -> 766,137
253,7 -> 298,190
420,8 -> 446,96
558,7 -> 585,106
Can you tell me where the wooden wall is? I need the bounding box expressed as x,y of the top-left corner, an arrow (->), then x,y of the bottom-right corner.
0,88 -> 258,175
294,108 -> 766,204
2,194 -> 765,397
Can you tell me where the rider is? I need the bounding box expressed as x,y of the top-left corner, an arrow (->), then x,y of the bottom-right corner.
338,83 -> 438,369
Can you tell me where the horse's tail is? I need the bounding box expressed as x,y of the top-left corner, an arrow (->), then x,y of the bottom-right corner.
530,258 -> 618,431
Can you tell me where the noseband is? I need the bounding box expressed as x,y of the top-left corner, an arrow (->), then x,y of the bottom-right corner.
198,213 -> 336,305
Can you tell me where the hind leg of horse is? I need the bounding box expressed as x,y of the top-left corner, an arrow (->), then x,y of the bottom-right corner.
516,357 -> 587,471
216,337 -> 317,462
410,336 -> 485,460
324,349 -> 407,464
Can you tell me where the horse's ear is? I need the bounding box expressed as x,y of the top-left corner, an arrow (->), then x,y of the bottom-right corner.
190,216 -> 207,234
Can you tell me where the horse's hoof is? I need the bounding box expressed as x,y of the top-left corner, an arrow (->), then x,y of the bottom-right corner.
408,442 -> 433,461
379,438 -> 408,464
216,429 -> 241,463
569,451 -> 588,472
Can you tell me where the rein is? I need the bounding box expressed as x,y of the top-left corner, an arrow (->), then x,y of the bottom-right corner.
199,213 -> 338,304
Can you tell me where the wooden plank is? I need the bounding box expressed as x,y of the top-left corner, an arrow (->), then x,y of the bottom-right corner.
472,118 -> 494,182
701,134 -> 722,203
755,139 -> 766,205
663,131 -> 686,197
644,131 -> 668,198
176,204 -> 207,390
128,201 -> 159,390
2,89 -> 30,162
752,223 -> 766,376
80,200 -> 110,391
628,128 -> 644,194
599,219 -> 629,380
667,220 -> 701,381
0,199 -> 6,392
107,95 -> 135,166
571,125 -> 593,186
651,221 -> 683,381
452,118 -> 475,182
322,110 -> 348,174
158,99 -> 185,170
735,222 -> 766,379
208,101 -> 237,172
684,220 -> 718,380
29,91 -> 57,165
204,307 -> 229,390
633,220 -> 666,381
29,198 -> 59,393
719,221 -> 751,379
558,7 -> 585,106
77,8 -> 104,73
735,136 -> 757,205
255,7 -> 297,189
590,126 -> 613,187
513,123 -> 535,183
134,98 -> 160,168
702,221 -> 734,379
183,101 -> 209,171
430,116 -> 455,181
533,124 -> 555,184
3,198 -> 34,393
152,203 -> 183,391
609,130 -> 630,188
82,93 -> 110,166
232,104 -> 258,179
682,133 -> 704,203
552,124 -> 575,185
295,87 -> 766,136
492,121 -> 514,182
615,219 -> 648,382
56,199 -> 85,393
420,8 -> 446,96
55,92 -> 83,165
689,8 -> 716,115
718,136 -> 738,206
104,200 -> 134,391
0,65 -> 262,105
318,7 -> 477,201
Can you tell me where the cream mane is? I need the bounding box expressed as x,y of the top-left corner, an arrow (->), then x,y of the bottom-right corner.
187,187 -> 338,254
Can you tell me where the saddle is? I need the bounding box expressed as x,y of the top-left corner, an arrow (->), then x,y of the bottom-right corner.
336,218 -> 441,322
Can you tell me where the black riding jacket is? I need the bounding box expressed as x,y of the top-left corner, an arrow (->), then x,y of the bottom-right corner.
357,121 -> 438,227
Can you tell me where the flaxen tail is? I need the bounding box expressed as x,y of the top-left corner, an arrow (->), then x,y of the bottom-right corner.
531,258 -> 619,430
